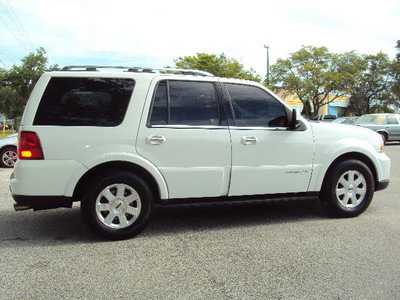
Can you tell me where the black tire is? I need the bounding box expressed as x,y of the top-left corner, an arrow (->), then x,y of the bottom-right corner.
0,146 -> 18,168
81,171 -> 153,240
321,160 -> 375,218
379,132 -> 387,144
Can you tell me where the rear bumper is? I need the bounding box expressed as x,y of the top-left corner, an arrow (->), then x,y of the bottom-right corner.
12,193 -> 73,211
10,171 -> 73,211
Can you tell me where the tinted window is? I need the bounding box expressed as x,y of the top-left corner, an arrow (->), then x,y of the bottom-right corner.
150,81 -> 168,125
149,80 -> 220,126
34,77 -> 134,126
226,83 -> 288,127
324,115 -> 336,120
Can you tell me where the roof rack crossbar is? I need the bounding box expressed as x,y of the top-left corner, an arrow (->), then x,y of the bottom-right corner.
61,66 -> 214,76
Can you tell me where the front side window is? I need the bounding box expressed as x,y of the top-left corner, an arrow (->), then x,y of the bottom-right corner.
226,83 -> 288,127
357,115 -> 378,124
149,80 -> 220,126
34,77 -> 134,126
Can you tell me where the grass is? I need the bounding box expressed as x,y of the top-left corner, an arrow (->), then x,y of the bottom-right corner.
0,130 -> 17,138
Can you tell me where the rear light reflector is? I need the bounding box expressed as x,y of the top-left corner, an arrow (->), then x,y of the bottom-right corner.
18,131 -> 44,160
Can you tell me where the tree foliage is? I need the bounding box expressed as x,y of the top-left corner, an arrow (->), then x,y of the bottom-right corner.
345,52 -> 394,115
270,45 -> 398,117
270,46 -> 347,118
174,53 -> 262,82
392,40 -> 400,104
0,47 -> 58,123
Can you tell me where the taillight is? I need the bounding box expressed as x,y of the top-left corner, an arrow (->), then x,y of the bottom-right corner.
18,131 -> 44,160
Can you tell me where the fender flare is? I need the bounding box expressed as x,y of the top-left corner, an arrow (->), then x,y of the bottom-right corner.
64,153 -> 169,199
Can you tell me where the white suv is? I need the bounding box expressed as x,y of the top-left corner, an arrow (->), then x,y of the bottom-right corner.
10,66 -> 391,240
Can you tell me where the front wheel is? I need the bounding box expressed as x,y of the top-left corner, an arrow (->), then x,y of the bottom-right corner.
379,132 -> 387,144
81,171 -> 153,240
321,160 -> 375,218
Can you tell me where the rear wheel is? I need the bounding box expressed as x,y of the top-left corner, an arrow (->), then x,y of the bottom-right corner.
81,171 -> 153,240
321,160 -> 375,218
0,146 -> 18,168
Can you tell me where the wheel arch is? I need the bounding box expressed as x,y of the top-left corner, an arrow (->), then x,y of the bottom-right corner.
0,144 -> 17,152
73,161 -> 163,204
321,152 -> 377,192
376,130 -> 388,142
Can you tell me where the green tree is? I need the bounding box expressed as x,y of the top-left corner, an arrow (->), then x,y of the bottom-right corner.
174,53 -> 262,82
0,47 -> 58,125
392,40 -> 400,104
346,52 -> 393,115
270,46 -> 346,118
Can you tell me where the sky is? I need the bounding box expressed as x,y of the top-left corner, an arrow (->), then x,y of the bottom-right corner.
0,0 -> 399,78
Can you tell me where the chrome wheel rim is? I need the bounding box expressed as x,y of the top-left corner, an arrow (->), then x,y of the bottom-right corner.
2,150 -> 18,167
95,183 -> 142,229
335,170 -> 367,209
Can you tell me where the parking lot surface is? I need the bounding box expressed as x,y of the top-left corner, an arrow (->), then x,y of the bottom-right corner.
0,145 -> 399,299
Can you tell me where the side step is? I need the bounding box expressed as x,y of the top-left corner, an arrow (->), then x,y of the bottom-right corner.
160,192 -> 320,208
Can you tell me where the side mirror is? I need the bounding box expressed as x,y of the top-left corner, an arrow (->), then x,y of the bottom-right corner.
289,109 -> 300,130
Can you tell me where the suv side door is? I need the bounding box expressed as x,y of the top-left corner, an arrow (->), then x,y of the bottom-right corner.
136,77 -> 232,199
223,82 -> 315,196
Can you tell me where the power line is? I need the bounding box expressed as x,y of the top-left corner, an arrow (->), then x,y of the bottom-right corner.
4,0 -> 35,49
0,0 -> 35,51
0,13 -> 29,52
0,49 -> 15,67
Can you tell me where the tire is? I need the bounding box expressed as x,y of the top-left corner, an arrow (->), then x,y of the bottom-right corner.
321,160 -> 375,218
81,171 -> 153,240
379,132 -> 387,144
0,146 -> 18,168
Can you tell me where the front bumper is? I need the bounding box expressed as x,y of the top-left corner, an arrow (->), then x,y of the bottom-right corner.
376,179 -> 389,192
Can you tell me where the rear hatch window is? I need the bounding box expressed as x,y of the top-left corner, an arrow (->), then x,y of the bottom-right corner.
33,77 -> 135,126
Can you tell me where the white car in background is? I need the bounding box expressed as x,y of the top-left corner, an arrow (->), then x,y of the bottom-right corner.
0,133 -> 18,168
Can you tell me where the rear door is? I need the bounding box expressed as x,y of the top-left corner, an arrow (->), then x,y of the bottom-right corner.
385,115 -> 400,140
136,77 -> 232,199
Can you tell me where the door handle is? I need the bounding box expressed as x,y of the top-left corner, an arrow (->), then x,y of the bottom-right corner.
241,136 -> 258,145
146,135 -> 166,145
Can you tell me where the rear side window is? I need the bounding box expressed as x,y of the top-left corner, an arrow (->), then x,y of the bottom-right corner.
386,116 -> 399,124
33,77 -> 135,126
149,80 -> 220,126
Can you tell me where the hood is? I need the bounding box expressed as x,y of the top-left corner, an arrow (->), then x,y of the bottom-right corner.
308,121 -> 382,147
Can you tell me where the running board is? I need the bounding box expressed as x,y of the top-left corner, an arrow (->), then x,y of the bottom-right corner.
159,192 -> 319,208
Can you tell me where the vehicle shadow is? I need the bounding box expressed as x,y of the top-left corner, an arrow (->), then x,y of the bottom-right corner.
384,142 -> 400,146
0,200 -> 328,245
146,200 -> 327,237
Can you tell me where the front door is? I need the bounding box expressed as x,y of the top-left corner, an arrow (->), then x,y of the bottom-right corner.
223,82 -> 314,196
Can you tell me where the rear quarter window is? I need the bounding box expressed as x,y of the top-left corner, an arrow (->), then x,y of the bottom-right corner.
33,77 -> 135,126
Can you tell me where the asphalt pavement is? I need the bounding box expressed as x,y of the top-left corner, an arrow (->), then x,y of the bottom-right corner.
0,144 -> 399,299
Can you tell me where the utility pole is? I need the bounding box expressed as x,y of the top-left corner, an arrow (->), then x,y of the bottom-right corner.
264,44 -> 270,84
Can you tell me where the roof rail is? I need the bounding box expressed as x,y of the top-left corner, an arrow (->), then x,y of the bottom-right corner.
61,66 -> 214,77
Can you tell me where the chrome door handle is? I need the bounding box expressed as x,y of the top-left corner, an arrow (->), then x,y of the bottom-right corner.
241,136 -> 258,145
146,135 -> 166,145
